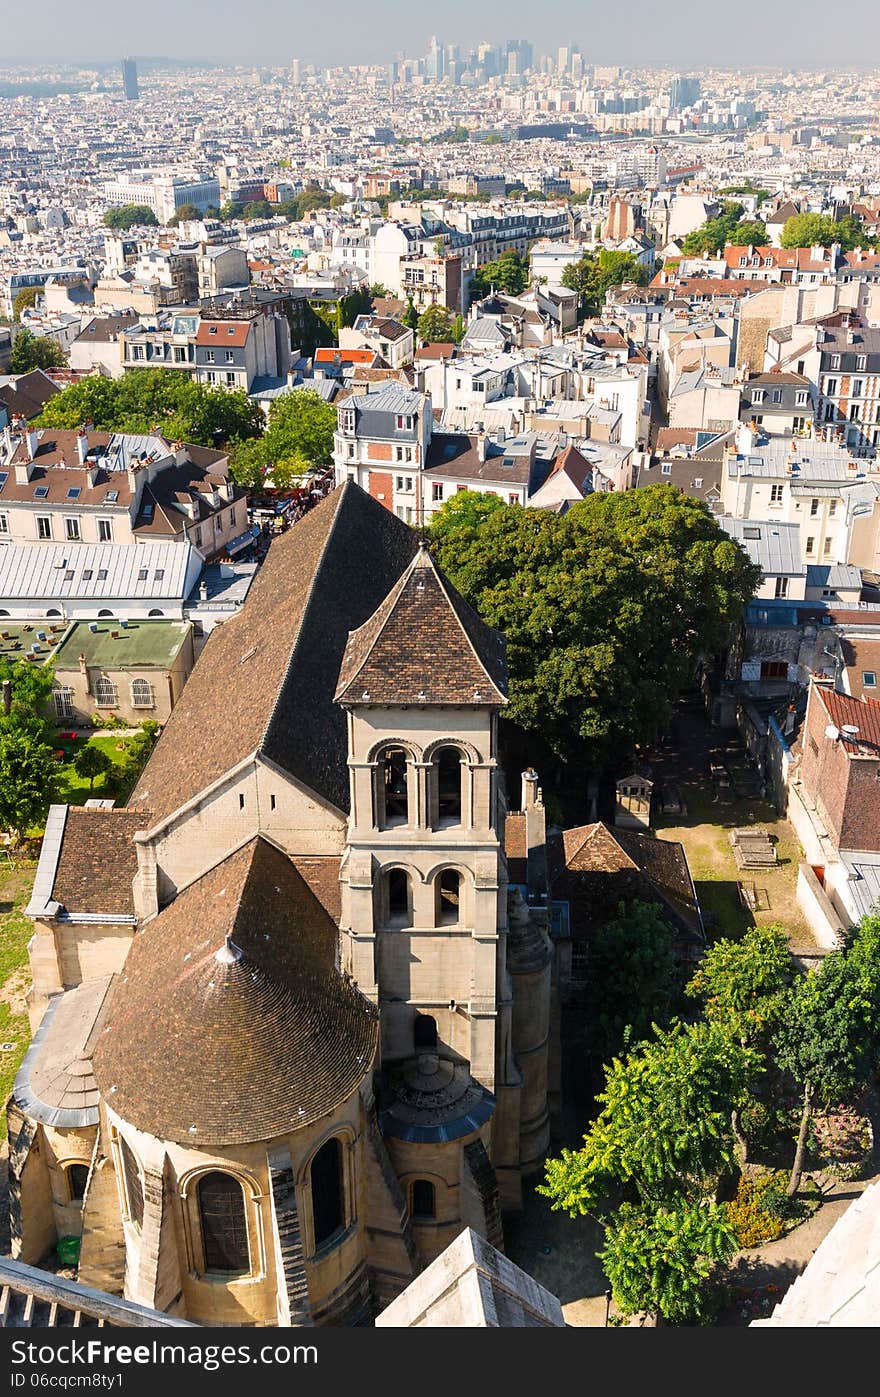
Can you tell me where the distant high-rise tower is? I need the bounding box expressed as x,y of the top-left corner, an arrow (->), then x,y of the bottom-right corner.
121,57 -> 139,101
291,58 -> 301,85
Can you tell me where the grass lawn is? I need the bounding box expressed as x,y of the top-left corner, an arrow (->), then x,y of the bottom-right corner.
0,858 -> 37,1141
53,734 -> 141,806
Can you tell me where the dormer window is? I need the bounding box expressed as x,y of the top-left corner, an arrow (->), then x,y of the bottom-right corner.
208,325 -> 217,334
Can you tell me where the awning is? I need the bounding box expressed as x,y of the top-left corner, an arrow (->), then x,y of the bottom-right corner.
225,525 -> 260,555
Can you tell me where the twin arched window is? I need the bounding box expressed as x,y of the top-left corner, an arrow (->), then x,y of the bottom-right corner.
372,744 -> 468,830
379,868 -> 463,928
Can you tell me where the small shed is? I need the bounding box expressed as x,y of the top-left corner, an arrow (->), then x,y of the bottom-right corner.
614,772 -> 653,831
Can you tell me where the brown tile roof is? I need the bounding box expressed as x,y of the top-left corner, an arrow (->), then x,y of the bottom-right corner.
813,685 -> 880,754
335,544 -> 507,707
51,808 -> 150,917
423,434 -> 533,486
196,321 -> 251,348
548,823 -> 701,940
92,837 -> 377,1146
0,369 -> 61,421
130,480 -> 419,825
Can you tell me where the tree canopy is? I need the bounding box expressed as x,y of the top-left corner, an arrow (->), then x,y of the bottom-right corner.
470,249 -> 530,300
12,287 -> 39,321
679,202 -> 768,256
427,486 -> 761,771
167,203 -> 201,226
10,330 -> 67,374
228,389 -> 337,489
581,900 -> 684,1070
103,204 -> 158,230
780,211 -> 873,251
38,370 -> 264,448
0,657 -> 59,844
686,922 -> 794,1049
561,249 -> 649,316
416,304 -> 455,345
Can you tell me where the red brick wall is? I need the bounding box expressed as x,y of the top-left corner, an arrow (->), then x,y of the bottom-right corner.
839,757 -> 880,852
368,471 -> 393,509
799,683 -> 880,852
368,442 -> 393,461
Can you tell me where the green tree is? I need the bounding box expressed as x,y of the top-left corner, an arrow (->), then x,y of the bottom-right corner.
729,219 -> 768,246
167,203 -> 200,226
679,202 -> 768,256
103,204 -> 158,230
778,924 -> 880,1196
12,287 -> 39,321
10,329 -> 67,373
780,213 -> 839,249
38,370 -> 264,448
402,298 -> 419,332
229,389 -> 337,487
539,1021 -> 756,1323
417,304 -> 455,344
329,193 -> 347,209
599,1200 -> 737,1325
73,743 -> 112,794
0,728 -> 56,844
427,486 -> 760,771
0,656 -> 57,742
686,923 -> 794,1049
561,249 -> 648,317
219,200 -> 245,221
242,200 -> 274,220
540,1021 -> 758,1217
370,283 -> 389,298
470,249 -> 530,299
582,901 -> 683,1070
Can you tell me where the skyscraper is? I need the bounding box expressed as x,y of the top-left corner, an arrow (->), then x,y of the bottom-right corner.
121,57 -> 139,101
669,75 -> 701,111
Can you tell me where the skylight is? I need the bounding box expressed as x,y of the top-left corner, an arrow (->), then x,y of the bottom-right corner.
0,472 -> 8,494
105,490 -> 119,503
67,487 -> 81,499
34,486 -> 49,498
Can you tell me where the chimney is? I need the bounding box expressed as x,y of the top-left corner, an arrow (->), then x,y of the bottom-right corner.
25,427 -> 38,461
78,652 -> 87,676
198,580 -> 209,601
14,459 -> 34,484
76,426 -> 89,465
521,767 -> 548,898
476,433 -> 487,463
521,767 -> 540,810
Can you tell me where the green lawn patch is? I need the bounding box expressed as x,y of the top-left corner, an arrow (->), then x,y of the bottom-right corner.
54,735 -> 142,806
0,859 -> 37,1140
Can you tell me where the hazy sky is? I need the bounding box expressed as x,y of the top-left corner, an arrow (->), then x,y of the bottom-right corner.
4,0 -> 880,70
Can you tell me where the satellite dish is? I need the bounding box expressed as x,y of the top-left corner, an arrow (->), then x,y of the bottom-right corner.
824,724 -> 840,740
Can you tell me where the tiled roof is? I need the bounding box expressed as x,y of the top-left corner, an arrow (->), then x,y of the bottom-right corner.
195,321 -> 250,347
92,837 -> 378,1146
335,545 -> 507,707
51,808 -> 148,917
130,480 -> 418,825
814,685 -> 880,754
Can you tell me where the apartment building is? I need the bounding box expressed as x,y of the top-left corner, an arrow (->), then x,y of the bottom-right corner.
0,424 -> 248,561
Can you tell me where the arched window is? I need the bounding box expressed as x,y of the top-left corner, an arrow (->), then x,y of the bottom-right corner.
148,608 -> 164,617
433,747 -> 463,827
197,1172 -> 250,1276
386,868 -> 410,925
46,609 -> 61,618
66,1163 -> 89,1202
436,870 -> 461,926
411,1179 -> 436,1220
97,610 -> 114,618
119,1136 -> 143,1230
0,611 -> 8,617
414,1014 -> 437,1050
130,678 -> 154,708
310,1138 -> 344,1250
94,676 -> 118,707
375,746 -> 410,828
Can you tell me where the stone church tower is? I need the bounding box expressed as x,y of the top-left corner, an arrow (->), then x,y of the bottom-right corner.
8,482 -> 554,1325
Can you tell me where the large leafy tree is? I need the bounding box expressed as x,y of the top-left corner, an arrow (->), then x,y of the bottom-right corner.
38,370 -> 264,448
103,204 -> 158,229
428,486 -> 761,771
417,304 -> 455,345
10,330 -> 67,373
167,203 -> 200,226
686,923 -> 794,1050
561,249 -> 648,316
12,287 -> 39,321
0,729 -> 56,844
778,922 -> 880,1195
779,212 -> 868,250
679,201 -> 768,256
470,249 -> 530,299
581,900 -> 684,1070
0,657 -> 57,742
599,1200 -> 738,1325
229,390 -> 336,489
539,1021 -> 756,1323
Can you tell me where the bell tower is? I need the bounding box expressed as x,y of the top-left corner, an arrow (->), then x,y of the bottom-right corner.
335,543 -> 520,1256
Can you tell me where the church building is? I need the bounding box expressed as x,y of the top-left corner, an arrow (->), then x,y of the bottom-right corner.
9,480 -> 556,1325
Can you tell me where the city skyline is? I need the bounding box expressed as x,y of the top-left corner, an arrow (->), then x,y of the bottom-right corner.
3,0 -> 880,70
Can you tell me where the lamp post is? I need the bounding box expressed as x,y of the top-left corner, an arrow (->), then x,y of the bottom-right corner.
604,1288 -> 613,1327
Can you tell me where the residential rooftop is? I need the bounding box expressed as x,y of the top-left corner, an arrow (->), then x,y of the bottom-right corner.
53,618 -> 191,670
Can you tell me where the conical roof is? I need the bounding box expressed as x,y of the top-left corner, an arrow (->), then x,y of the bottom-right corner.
93,838 -> 377,1146
335,544 -> 507,707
